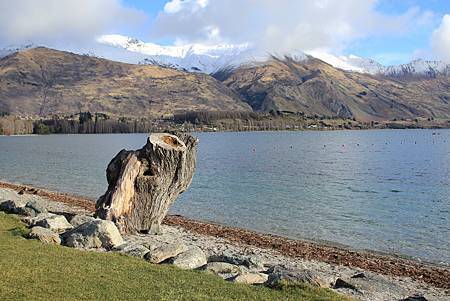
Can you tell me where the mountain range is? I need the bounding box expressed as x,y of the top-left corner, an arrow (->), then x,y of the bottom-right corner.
97,34 -> 450,78
0,46 -> 449,121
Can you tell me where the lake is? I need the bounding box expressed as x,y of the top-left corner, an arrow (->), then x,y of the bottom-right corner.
0,130 -> 449,265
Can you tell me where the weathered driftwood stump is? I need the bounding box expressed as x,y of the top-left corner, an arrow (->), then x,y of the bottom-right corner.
95,133 -> 197,234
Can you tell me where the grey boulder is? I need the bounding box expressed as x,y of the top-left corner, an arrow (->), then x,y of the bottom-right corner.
204,262 -> 243,275
170,246 -> 207,270
114,243 -> 150,258
18,200 -> 48,217
144,243 -> 188,264
266,266 -> 326,288
334,274 -> 406,295
0,199 -> 27,214
208,252 -> 264,270
35,215 -> 73,233
28,226 -> 61,245
62,220 -> 123,249
24,212 -> 56,226
69,215 -> 96,228
231,272 -> 269,285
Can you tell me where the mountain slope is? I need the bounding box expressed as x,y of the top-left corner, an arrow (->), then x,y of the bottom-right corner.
0,47 -> 251,117
220,56 -> 450,121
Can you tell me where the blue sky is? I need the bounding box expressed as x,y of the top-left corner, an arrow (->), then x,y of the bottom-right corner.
0,0 -> 448,65
352,0 -> 448,63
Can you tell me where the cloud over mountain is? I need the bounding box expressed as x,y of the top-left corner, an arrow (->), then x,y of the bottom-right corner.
151,0 -> 430,55
432,14 -> 450,63
0,0 -> 145,47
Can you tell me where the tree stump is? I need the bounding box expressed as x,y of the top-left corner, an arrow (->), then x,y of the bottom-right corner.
95,133 -> 198,234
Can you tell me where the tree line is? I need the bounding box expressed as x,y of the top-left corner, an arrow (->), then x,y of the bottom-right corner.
1,110 -> 375,135
32,112 -> 171,134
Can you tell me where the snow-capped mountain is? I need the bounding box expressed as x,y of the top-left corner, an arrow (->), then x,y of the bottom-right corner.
2,35 -> 448,78
97,34 -> 260,73
304,51 -> 384,74
382,59 -> 449,77
276,51 -> 449,77
97,35 -> 450,77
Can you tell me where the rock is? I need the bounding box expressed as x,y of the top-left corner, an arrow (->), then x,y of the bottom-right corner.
0,199 -> 27,214
114,243 -> 150,258
266,266 -> 326,288
17,206 -> 38,217
62,220 -> 123,249
25,200 -> 48,214
35,215 -> 73,233
208,253 -> 265,270
333,274 -> 407,296
28,226 -> 61,245
25,212 -> 56,226
170,246 -> 207,270
204,262 -> 243,275
231,272 -> 269,285
17,200 -> 48,217
95,133 -> 198,234
144,243 -> 188,264
399,295 -> 428,301
351,272 -> 366,279
334,278 -> 358,290
0,189 -> 20,201
69,215 -> 96,228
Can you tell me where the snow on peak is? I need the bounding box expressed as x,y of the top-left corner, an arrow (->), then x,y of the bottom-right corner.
96,34 -> 254,73
302,50 -> 448,77
96,34 -> 449,77
382,59 -> 449,77
2,34 -> 445,78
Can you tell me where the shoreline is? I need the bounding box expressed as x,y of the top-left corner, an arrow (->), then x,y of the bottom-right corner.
1,180 -> 449,291
1,126 -> 450,137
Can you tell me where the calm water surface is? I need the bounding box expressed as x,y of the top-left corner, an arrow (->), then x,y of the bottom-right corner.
0,130 -> 449,264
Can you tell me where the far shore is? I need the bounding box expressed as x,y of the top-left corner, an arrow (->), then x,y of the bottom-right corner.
1,125 -> 450,138
2,112 -> 450,136
0,179 -> 449,291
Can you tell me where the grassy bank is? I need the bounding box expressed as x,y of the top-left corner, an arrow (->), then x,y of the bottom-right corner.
0,213 -> 350,301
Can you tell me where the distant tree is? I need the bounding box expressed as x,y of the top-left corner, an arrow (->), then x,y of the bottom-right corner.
79,111 -> 93,124
34,122 -> 50,135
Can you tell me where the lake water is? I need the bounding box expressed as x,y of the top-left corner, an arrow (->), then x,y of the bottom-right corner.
0,130 -> 449,265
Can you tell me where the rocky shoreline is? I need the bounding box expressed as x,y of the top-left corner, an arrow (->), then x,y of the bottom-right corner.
0,181 -> 449,301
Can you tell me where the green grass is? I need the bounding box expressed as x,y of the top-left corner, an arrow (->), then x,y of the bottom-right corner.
0,212 -> 352,301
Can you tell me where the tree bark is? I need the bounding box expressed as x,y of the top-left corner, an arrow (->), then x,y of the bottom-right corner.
95,133 -> 198,234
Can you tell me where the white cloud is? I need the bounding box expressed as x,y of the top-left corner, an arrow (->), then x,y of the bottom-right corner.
164,0 -> 209,14
151,0 -> 430,54
164,0 -> 184,13
432,14 -> 450,63
0,0 -> 145,47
